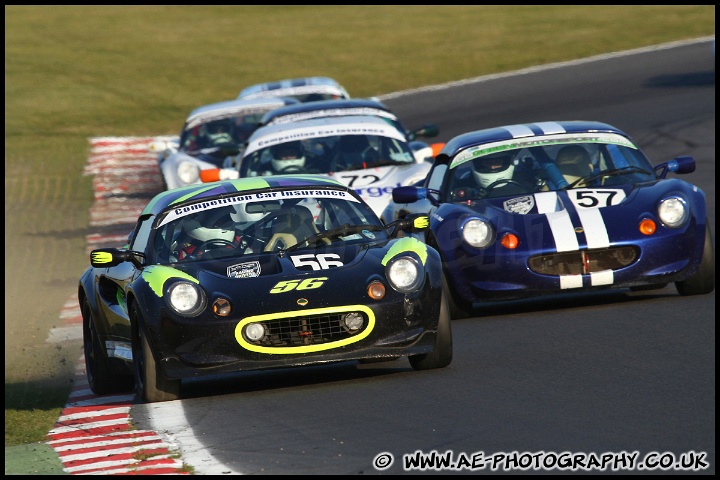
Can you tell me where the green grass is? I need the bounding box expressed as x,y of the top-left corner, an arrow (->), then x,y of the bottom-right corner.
4,5 -> 715,447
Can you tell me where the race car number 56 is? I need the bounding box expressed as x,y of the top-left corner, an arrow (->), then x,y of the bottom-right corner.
270,277 -> 328,293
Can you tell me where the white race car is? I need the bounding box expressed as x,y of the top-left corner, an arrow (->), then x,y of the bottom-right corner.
149,97 -> 298,190
258,97 -> 443,163
201,115 -> 437,216
237,76 -> 351,103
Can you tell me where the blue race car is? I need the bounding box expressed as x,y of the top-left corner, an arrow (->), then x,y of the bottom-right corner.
385,121 -> 715,319
238,76 -> 350,103
79,175 -> 451,402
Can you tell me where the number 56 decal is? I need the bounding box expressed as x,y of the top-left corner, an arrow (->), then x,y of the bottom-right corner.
291,253 -> 344,270
270,277 -> 328,294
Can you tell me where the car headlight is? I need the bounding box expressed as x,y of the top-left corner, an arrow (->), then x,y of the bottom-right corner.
461,217 -> 495,248
657,196 -> 688,228
166,281 -> 206,316
386,256 -> 422,293
177,161 -> 200,185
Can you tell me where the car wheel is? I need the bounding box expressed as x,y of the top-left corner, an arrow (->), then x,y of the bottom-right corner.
131,302 -> 181,403
443,271 -> 473,320
82,298 -> 132,394
675,223 -> 715,296
409,289 -> 453,370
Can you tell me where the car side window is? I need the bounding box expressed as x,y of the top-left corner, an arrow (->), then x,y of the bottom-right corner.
130,215 -> 154,254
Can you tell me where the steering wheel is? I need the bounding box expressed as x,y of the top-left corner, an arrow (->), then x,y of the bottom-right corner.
195,238 -> 237,257
484,179 -> 526,192
278,165 -> 308,173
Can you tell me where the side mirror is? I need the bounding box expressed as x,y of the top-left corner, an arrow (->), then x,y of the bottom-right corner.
654,155 -> 696,178
407,124 -> 439,141
392,186 -> 428,204
90,248 -> 144,269
401,213 -> 430,233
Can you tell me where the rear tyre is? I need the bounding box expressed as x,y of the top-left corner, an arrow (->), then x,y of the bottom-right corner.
675,223 -> 715,296
131,303 -> 180,403
82,298 -> 133,395
409,289 -> 453,370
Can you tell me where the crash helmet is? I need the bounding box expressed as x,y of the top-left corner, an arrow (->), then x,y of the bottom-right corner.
270,141 -> 305,172
230,202 -> 266,228
182,217 -> 234,243
472,152 -> 515,188
202,121 -> 233,146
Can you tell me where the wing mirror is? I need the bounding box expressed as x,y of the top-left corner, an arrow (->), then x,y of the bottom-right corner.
90,248 -> 145,269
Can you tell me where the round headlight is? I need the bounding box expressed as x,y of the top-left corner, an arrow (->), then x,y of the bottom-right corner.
177,161 -> 200,185
386,256 -> 422,292
244,322 -> 266,342
657,196 -> 688,228
461,217 -> 494,248
341,312 -> 365,332
167,281 -> 206,316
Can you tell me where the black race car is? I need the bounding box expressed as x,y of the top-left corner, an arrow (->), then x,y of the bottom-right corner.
79,175 -> 451,402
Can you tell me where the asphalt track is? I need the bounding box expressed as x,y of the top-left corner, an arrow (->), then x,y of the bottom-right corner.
6,37 -> 714,475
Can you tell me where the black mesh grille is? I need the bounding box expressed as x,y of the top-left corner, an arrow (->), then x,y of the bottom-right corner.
246,311 -> 367,347
528,246 -> 639,276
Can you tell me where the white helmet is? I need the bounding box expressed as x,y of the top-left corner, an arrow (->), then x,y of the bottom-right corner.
472,153 -> 515,188
270,141 -> 305,172
202,122 -> 233,147
183,218 -> 234,242
230,203 -> 265,228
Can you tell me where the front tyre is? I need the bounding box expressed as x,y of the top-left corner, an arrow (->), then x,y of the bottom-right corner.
675,223 -> 715,296
131,302 -> 180,403
409,289 -> 453,370
82,297 -> 133,395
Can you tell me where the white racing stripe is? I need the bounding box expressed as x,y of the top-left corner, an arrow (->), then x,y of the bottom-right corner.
591,269 -> 614,286
534,191 -> 559,214
533,121 -> 566,134
578,208 -> 610,249
559,275 -> 584,289
545,210 -> 579,252
503,124 -> 535,137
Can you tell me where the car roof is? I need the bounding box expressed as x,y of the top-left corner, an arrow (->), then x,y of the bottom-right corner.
259,98 -> 396,126
238,76 -> 350,101
439,120 -> 628,159
142,175 -> 350,218
184,97 -> 298,130
243,115 -> 408,157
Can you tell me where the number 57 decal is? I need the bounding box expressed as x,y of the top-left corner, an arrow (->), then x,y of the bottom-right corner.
569,189 -> 626,208
270,277 -> 328,294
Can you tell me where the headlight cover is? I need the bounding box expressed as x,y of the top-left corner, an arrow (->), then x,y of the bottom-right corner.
166,281 -> 206,316
461,217 -> 495,248
177,161 -> 200,185
657,196 -> 688,228
386,256 -> 422,293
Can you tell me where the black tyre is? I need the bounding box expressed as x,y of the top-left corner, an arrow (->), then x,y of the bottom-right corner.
409,289 -> 453,370
676,223 -> 715,296
131,302 -> 181,403
82,298 -> 133,394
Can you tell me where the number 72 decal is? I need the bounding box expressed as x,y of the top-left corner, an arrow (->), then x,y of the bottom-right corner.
270,277 -> 328,294
568,189 -> 626,208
